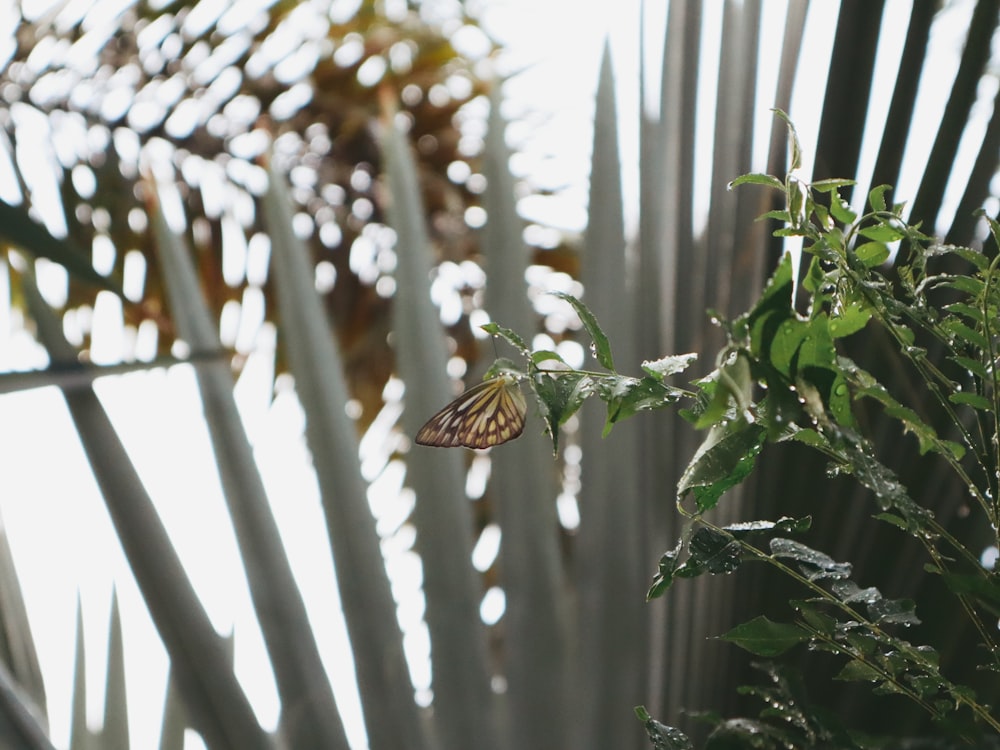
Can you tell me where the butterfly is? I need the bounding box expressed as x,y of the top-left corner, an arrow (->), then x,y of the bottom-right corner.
415,373 -> 527,449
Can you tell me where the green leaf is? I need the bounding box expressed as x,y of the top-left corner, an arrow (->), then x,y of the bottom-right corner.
941,245 -> 990,271
829,302 -> 871,338
647,543 -> 683,600
951,355 -> 989,379
944,301 -> 986,324
678,422 -> 766,513
852,370 -> 953,456
858,223 -> 905,242
770,539 -> 852,580
795,603 -> 837,636
867,597 -> 919,626
482,357 -> 523,379
868,184 -> 891,212
828,190 -> 857,224
549,291 -> 615,370
937,275 -> 985,297
635,706 -> 693,750
842,630 -> 879,657
787,427 -> 828,449
811,178 -> 857,193
641,353 -> 698,380
602,376 -> 685,434
794,316 -> 837,371
757,209 -> 793,223
480,322 -> 529,354
773,226 -> 809,238
719,616 -> 810,657
530,349 -> 567,366
745,252 -> 795,352
532,372 -> 593,454
772,109 -> 802,171
942,319 -> 988,350
724,516 -> 812,537
693,353 -> 754,429
826,372 -> 854,427
685,528 -> 742,575
801,254 -> 826,294
846,445 -> 929,525
729,173 -> 784,190
853,241 -> 890,268
768,318 -> 809,376
829,580 -> 881,604
835,660 -> 882,683
874,512 -> 909,531
949,392 -> 991,410
788,176 -> 807,228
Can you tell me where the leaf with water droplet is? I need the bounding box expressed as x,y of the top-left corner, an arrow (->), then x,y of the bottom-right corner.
729,172 -> 784,191
681,527 -> 743,576
530,349 -> 566,366
830,580 -> 882,604
853,241 -> 889,268
480,322 -> 529,354
943,301 -> 985,325
859,222 -> 905,243
531,372 -> 594,454
634,706 -> 693,750
868,184 -> 890,212
835,660 -> 882,683
950,354 -> 988,380
769,318 -> 809,376
938,275 -> 986,297
641,353 -> 698,380
794,602 -> 837,636
646,542 -> 684,600
770,538 -> 852,580
949,391 -> 991,411
724,515 -> 812,536
549,291 -> 614,370
828,188 -> 857,225
868,597 -> 919,626
827,374 -> 854,427
678,421 -> 766,513
600,376 -> 685,435
942,318 -> 988,351
829,301 -> 872,337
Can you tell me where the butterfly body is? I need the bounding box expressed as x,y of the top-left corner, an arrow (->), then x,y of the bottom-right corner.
415,374 -> 527,449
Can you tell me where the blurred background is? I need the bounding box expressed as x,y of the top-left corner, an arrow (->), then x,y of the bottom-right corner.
0,1 -> 997,749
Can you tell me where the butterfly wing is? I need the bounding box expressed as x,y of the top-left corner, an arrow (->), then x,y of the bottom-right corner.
415,375 -> 527,449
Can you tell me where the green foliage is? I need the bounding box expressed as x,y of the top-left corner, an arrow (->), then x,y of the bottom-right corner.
489,115 -> 1000,745
480,295 -> 695,454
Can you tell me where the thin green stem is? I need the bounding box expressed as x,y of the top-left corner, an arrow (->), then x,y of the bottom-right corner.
980,251 -> 1000,527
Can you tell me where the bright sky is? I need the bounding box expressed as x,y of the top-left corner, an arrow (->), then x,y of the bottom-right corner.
0,1 -> 992,749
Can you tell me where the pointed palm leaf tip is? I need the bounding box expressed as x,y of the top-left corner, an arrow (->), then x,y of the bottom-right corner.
415,374 -> 527,449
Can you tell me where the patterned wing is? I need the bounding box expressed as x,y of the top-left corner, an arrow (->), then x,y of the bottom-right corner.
415,375 -> 527,449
